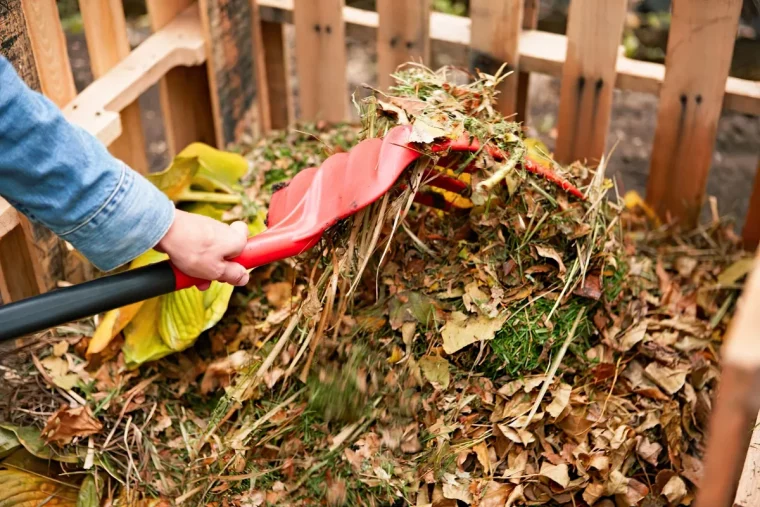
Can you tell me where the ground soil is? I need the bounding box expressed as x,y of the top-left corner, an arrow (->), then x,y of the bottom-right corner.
64,15 -> 759,231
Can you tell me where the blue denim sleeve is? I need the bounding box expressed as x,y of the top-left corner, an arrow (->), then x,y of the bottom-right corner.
0,56 -> 175,272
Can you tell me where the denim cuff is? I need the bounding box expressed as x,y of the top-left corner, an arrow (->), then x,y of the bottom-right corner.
61,164 -> 175,272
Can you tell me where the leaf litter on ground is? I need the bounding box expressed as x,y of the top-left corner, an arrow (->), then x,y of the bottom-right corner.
0,64 -> 752,506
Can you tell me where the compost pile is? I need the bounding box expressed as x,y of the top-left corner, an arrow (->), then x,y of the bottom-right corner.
0,66 -> 752,507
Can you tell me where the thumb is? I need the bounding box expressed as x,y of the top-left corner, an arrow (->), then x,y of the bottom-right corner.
219,261 -> 250,286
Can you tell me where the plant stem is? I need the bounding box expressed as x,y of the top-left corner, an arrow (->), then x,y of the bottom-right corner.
177,190 -> 241,204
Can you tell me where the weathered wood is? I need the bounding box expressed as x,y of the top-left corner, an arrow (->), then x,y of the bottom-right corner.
555,0 -> 627,166
697,247 -> 760,507
65,5 -> 208,146
743,160 -> 760,250
19,0 -> 77,107
199,0 -> 260,147
146,0 -> 217,154
735,409 -> 760,506
646,0 -> 743,227
1,0 -> 64,295
79,0 -> 149,174
0,222 -> 43,303
256,0 -> 760,116
258,19 -> 291,130
293,0 -> 347,123
515,0 -> 538,125
377,0 -> 430,90
469,0 -> 523,118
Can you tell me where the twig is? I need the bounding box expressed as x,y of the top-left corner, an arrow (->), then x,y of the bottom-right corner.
475,147 -> 524,195
521,307 -> 586,429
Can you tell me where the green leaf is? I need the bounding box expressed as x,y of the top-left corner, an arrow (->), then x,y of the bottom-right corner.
718,257 -> 755,286
76,475 -> 100,507
0,427 -> 20,460
145,156 -> 198,201
0,424 -> 78,464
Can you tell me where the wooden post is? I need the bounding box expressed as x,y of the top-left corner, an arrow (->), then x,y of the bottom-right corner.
469,0 -> 523,118
19,0 -> 77,108
377,0 -> 430,91
696,247 -> 760,507
293,0 -> 348,123
199,0 -> 261,147
146,0 -> 217,155
0,0 -> 68,295
742,159 -> 760,250
515,0 -> 538,125
258,19 -> 290,130
554,0 -> 626,167
79,0 -> 149,174
645,0 -> 743,228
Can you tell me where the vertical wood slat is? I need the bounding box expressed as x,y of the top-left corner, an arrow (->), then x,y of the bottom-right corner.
696,246 -> 760,507
293,0 -> 347,123
515,0 -> 539,125
742,159 -> 760,249
79,0 -> 149,174
146,0 -> 217,155
555,0 -> 627,167
258,19 -> 291,130
645,0 -> 743,227
0,223 -> 44,303
469,0 -> 523,118
199,0 -> 261,147
377,0 -> 430,91
8,0 -> 75,292
19,0 -> 77,107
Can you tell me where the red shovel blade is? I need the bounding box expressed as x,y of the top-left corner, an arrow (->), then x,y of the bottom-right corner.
172,125 -> 584,290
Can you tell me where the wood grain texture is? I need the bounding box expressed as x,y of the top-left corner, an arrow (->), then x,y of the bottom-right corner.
469,0 -> 523,118
743,159 -> 760,250
645,0 -> 743,227
259,19 -> 291,130
1,0 -> 64,295
64,5 -> 208,145
147,0 -> 217,154
79,0 -> 148,174
293,0 -> 348,123
257,0 -> 760,116
735,408 -> 760,507
516,0 -> 538,125
19,0 -> 77,107
199,0 -> 260,147
377,0 -> 430,90
555,0 -> 626,167
0,223 -> 43,303
0,199 -> 19,239
697,247 -> 760,507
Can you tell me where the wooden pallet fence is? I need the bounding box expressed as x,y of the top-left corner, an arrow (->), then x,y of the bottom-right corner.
377,0 -> 431,91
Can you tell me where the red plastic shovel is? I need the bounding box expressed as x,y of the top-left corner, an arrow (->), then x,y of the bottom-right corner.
0,125 -> 582,341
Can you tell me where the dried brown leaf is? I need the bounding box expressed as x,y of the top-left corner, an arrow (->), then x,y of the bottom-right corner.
644,363 -> 688,395
42,405 -> 103,445
419,355 -> 451,390
535,245 -> 566,277
636,435 -> 662,466
539,463 -> 570,489
546,383 -> 572,418
480,481 -> 513,507
441,311 -> 507,354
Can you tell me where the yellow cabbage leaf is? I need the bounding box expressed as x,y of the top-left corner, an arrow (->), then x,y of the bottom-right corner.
0,468 -> 78,506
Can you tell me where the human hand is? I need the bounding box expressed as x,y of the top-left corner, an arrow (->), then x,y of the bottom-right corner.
155,209 -> 250,291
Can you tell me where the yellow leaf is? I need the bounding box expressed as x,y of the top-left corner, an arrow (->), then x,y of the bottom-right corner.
524,137 -> 553,169
623,190 -> 661,226
418,355 -> 450,389
158,288 -> 206,350
717,257 -> 754,286
387,345 -> 404,364
441,311 -> 507,354
0,468 -> 78,506
146,155 -> 198,201
88,250 -> 168,356
180,142 -> 249,193
122,298 -> 174,368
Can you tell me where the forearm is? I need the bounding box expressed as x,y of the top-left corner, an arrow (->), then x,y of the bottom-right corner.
0,56 -> 175,272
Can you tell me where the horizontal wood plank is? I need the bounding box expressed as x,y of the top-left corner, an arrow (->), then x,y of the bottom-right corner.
63,4 -> 207,145
256,0 -> 760,115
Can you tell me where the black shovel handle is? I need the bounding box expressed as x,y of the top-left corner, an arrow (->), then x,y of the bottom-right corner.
0,260 -> 178,342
